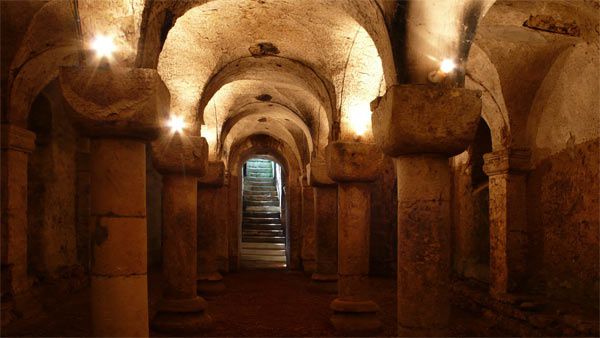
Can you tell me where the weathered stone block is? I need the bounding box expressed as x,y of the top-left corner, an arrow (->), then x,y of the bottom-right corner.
91,275 -> 149,337
371,85 -> 482,157
197,161 -> 225,187
152,136 -> 207,176
90,139 -> 146,217
92,216 -> 147,276
307,158 -> 335,186
325,142 -> 382,182
59,66 -> 169,139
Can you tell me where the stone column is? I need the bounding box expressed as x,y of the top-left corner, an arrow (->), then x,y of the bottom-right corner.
197,161 -> 227,295
75,138 -> 91,272
372,84 -> 482,336
217,171 -> 230,273
151,135 -> 212,333
1,124 -> 36,324
300,175 -> 316,274
307,159 -> 338,294
326,142 -> 383,335
227,173 -> 241,271
59,66 -> 169,337
483,148 -> 530,298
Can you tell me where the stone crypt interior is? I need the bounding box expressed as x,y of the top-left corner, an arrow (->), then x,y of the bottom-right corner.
1,0 -> 599,337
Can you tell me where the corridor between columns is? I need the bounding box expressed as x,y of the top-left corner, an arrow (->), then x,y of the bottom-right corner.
2,1 -> 598,337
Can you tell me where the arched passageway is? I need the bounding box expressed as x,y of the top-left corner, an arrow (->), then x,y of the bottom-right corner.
1,0 -> 599,337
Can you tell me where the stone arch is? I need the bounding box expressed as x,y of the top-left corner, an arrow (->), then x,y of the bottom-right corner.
465,43 -> 510,150
6,0 -> 79,127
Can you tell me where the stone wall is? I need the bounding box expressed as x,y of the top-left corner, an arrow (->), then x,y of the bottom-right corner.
26,82 -> 79,283
369,156 -> 397,276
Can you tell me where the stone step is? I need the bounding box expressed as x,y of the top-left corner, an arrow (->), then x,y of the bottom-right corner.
245,205 -> 280,213
245,185 -> 277,191
243,191 -> 278,197
241,242 -> 285,250
244,195 -> 278,201
244,181 -> 275,187
245,177 -> 274,182
240,254 -> 286,262
245,200 -> 279,207
241,248 -> 286,256
242,236 -> 286,243
243,229 -> 284,237
247,174 -> 273,178
243,224 -> 284,231
243,217 -> 280,224
243,211 -> 280,219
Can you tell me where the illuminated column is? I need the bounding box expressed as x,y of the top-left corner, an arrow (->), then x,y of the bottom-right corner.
307,160 -> 338,294
59,66 -> 169,337
197,161 -> 227,295
151,135 -> 212,333
483,148 -> 530,298
326,142 -> 383,335
372,85 -> 481,336
300,175 -> 316,274
1,124 -> 36,324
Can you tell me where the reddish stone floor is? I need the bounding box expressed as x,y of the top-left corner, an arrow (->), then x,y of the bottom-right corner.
3,269 -> 506,337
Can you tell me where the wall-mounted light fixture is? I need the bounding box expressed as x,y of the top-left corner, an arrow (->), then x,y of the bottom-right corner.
428,58 -> 456,83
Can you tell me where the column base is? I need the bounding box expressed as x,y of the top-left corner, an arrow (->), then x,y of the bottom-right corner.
197,272 -> 226,296
330,298 -> 382,335
151,297 -> 213,334
308,273 -> 337,294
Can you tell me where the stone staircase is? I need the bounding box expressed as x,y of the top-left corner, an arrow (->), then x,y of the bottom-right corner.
241,159 -> 287,269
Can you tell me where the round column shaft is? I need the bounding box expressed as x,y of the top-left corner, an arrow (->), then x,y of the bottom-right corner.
395,155 -> 451,336
330,182 -> 381,334
152,174 -> 212,333
90,139 -> 149,337
309,185 -> 338,293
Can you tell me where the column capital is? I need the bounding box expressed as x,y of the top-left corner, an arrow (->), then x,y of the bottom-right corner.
198,161 -> 225,187
307,158 -> 335,187
483,148 -> 531,176
371,84 -> 481,157
325,141 -> 382,183
152,136 -> 207,176
1,124 -> 35,153
59,66 -> 169,140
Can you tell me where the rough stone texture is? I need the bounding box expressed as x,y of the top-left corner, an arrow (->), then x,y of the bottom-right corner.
75,138 -> 92,272
89,138 -> 150,337
325,142 -> 383,182
310,185 -> 338,294
59,66 -> 169,139
27,85 -> 79,280
395,155 -> 451,336
371,85 -> 482,157
153,174 -> 212,333
91,275 -> 149,337
330,182 -> 381,334
287,182 -> 303,270
369,156 -> 397,276
1,124 -> 35,301
197,165 -> 227,295
152,135 -> 208,177
146,149 -> 163,268
483,148 -> 530,297
227,174 -> 241,272
300,177 -> 316,274
527,139 -> 599,308
306,158 -> 334,186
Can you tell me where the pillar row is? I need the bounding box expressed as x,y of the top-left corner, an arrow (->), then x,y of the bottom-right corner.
307,159 -> 338,294
197,161 -> 227,296
151,135 -> 213,333
300,175 -> 316,274
326,142 -> 383,335
372,84 -> 482,336
59,66 -> 171,337
483,148 -> 531,298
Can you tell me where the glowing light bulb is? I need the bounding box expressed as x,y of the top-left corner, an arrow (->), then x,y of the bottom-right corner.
167,115 -> 186,134
91,34 -> 117,58
348,103 -> 371,137
439,59 -> 456,74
